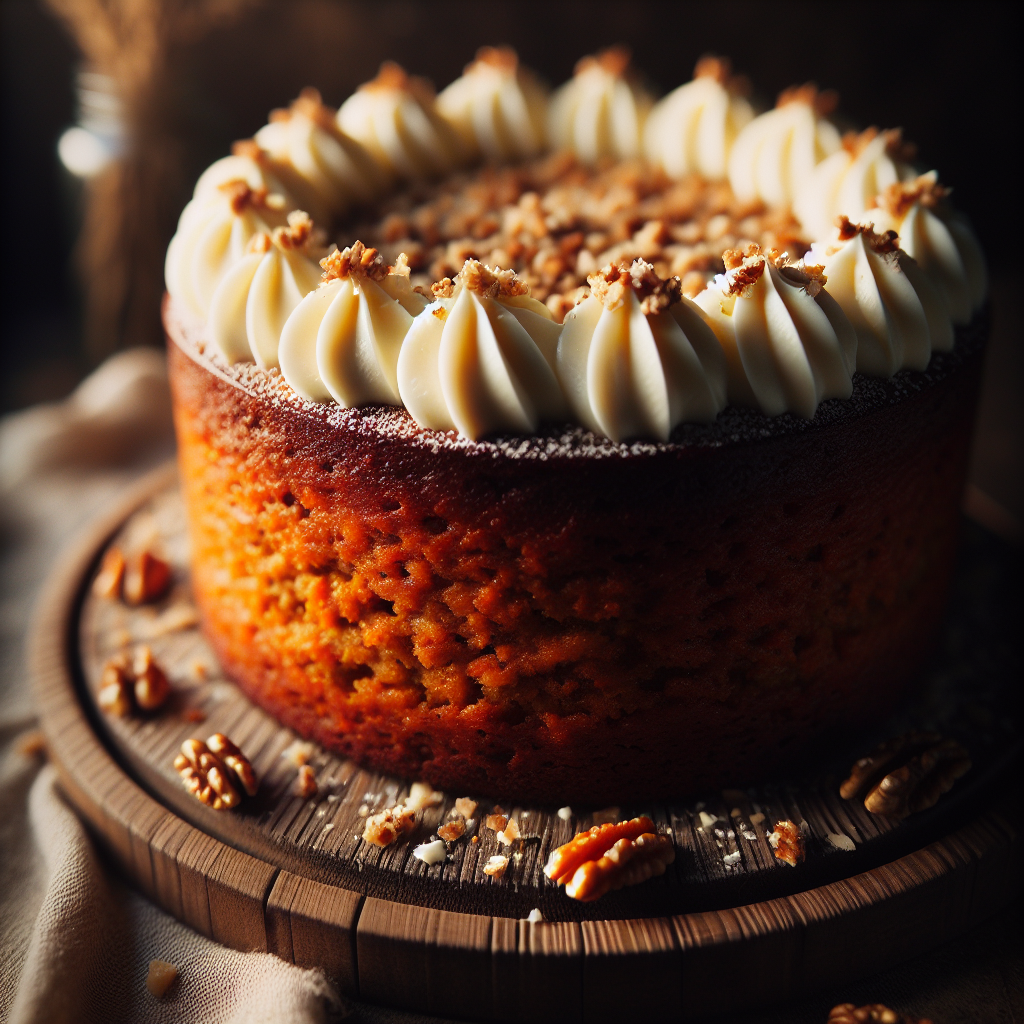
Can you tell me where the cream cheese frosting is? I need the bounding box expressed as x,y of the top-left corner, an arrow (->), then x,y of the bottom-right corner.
807,217 -> 953,377
547,47 -> 655,163
337,62 -> 465,180
437,47 -> 548,163
279,243 -> 426,405
643,57 -> 754,181
164,180 -> 290,322
794,127 -> 914,242
396,261 -> 568,439
694,245 -> 856,418
253,89 -> 383,220
558,260 -> 727,441
866,173 -> 987,325
207,211 -> 327,369
728,84 -> 841,208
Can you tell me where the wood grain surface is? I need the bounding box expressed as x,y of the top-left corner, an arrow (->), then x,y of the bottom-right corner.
31,463 -> 1023,1022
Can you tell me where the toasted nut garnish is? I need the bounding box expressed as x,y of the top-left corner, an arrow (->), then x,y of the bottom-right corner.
484,810 -> 508,832
294,764 -> 318,799
483,854 -> 509,878
769,820 -> 805,867
564,832 -> 675,902
132,646 -> 170,711
454,797 -> 477,819
496,817 -> 521,846
828,1003 -> 932,1024
207,733 -> 259,797
281,739 -> 315,767
841,732 -> 971,819
544,816 -> 655,884
405,781 -> 443,812
97,654 -> 133,717
123,550 -> 172,605
438,819 -> 466,842
174,738 -> 242,810
362,805 -> 416,847
93,547 -> 126,599
146,959 -> 178,998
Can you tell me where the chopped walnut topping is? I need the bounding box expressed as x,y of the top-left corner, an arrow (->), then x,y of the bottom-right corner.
454,797 -> 478,819
269,87 -> 338,132
122,550 -> 172,605
721,243 -> 766,295
588,259 -> 682,314
362,805 -> 416,847
768,820 -> 805,867
561,831 -> 675,902
835,215 -> 900,254
693,55 -> 750,96
320,240 -> 388,282
93,547 -> 126,599
874,171 -> 950,219
776,82 -> 838,117
437,819 -> 466,842
828,1003 -> 933,1024
360,61 -> 435,104
452,259 -> 531,300
545,817 -> 655,883
468,45 -> 519,75
575,46 -> 632,79
217,179 -> 271,215
840,732 -> 971,819
246,232 -> 272,255
146,959 -> 178,998
272,210 -> 316,251
294,764 -> 318,799
483,854 -> 509,878
174,735 -> 257,810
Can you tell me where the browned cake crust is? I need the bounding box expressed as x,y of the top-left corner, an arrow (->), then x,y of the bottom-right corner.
167,298 -> 985,804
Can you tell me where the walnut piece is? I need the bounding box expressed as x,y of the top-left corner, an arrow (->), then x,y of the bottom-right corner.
362,805 -> 416,847
841,732 -> 971,819
93,547 -> 126,599
835,215 -> 900,254
828,1003 -> 933,1024
146,959 -> 178,998
484,808 -> 509,833
483,854 -> 509,878
97,648 -> 170,716
97,654 -> 134,717
123,550 -> 172,605
563,832 -> 675,902
294,764 -> 318,799
588,259 -> 682,314
437,819 -> 466,842
454,797 -> 478,819
174,734 -> 257,811
132,646 -> 171,710
769,820 -> 805,867
320,240 -> 388,282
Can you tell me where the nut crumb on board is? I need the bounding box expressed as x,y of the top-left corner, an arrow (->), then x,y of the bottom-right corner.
362,805 -> 416,847
768,820 -> 805,867
146,960 -> 178,998
294,764 -> 318,799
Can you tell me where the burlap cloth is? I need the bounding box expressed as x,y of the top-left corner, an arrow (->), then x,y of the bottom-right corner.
0,351 -> 1019,1024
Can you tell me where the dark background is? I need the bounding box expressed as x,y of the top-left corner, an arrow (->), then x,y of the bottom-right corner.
3,1 -> 1021,511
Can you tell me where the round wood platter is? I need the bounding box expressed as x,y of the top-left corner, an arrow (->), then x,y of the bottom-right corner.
32,462 -> 1023,1023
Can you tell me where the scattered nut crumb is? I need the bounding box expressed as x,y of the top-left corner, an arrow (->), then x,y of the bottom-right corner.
294,764 -> 318,799
16,730 -> 47,759
362,805 -> 416,847
413,839 -> 447,865
281,739 -> 315,768
454,797 -> 478,819
405,781 -> 443,812
557,806 -> 573,821
483,854 -> 509,878
484,811 -> 508,832
526,908 -> 543,923
132,647 -> 170,711
769,820 -> 805,867
357,804 -> 370,817
496,818 -> 521,846
722,851 -> 742,868
123,550 -> 172,605
749,812 -> 765,826
471,835 -> 479,844
146,959 -> 178,998
322,823 -> 334,833
826,831 -> 856,852
698,811 -> 718,830
438,819 -> 466,842
93,547 -> 126,599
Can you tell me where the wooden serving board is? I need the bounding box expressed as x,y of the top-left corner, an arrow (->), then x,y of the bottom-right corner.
33,463 -> 1023,1022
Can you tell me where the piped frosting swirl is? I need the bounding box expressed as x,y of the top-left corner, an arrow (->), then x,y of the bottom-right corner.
396,261 -> 567,439
807,217 -> 953,376
437,47 -> 548,163
547,47 -> 655,163
728,84 -> 841,207
558,260 -> 727,441
693,244 -> 856,418
644,57 -> 754,181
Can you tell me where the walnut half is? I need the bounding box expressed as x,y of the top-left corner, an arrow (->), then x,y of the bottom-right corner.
174,734 -> 257,810
841,732 -> 971,819
828,1003 -> 933,1024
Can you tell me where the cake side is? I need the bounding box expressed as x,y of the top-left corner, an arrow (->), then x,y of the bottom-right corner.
168,304 -> 983,802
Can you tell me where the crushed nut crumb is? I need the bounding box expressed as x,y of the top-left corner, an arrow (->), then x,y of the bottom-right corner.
438,819 -> 466,842
454,797 -> 478,819
294,764 -> 318,799
483,854 -> 509,878
146,959 -> 178,998
281,739 -> 315,768
769,820 -> 805,867
362,805 -> 416,847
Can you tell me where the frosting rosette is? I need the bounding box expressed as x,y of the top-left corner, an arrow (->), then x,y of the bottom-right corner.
866,173 -> 987,326
279,243 -> 426,405
728,84 -> 841,208
643,57 -> 754,181
547,47 -> 654,163
396,261 -> 567,439
337,62 -> 465,180
437,47 -> 548,163
164,179 -> 290,321
253,88 -> 383,220
795,127 -> 915,242
207,211 -> 327,369
558,260 -> 727,441
807,217 -> 952,377
694,245 -> 856,418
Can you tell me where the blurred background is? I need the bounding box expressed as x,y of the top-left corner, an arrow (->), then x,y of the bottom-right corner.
2,0 -> 1021,526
